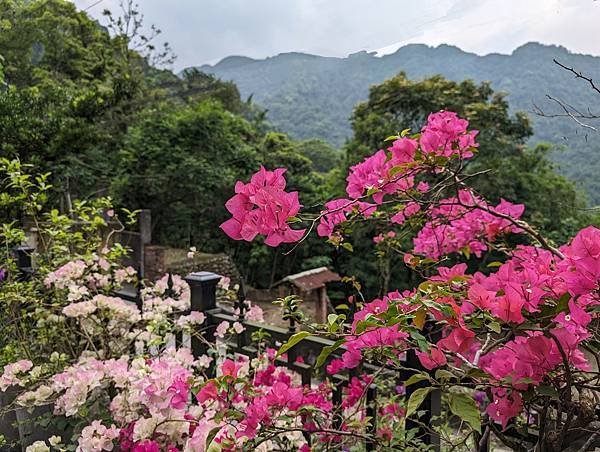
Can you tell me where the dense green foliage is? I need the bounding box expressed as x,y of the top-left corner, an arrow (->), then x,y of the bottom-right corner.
0,0 -> 331,288
0,0 -> 596,294
199,44 -> 600,204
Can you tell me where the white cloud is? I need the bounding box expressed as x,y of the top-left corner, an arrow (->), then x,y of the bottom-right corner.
73,0 -> 600,70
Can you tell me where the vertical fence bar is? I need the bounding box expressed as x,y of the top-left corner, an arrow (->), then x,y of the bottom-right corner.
404,349 -> 441,451
138,209 -> 152,279
365,383 -> 377,451
235,279 -> 248,350
476,414 -> 491,452
287,311 -> 298,365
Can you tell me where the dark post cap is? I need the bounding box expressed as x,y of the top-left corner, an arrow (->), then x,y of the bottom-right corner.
185,272 -> 222,284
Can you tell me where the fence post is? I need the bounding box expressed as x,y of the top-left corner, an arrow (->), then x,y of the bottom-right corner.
404,349 -> 441,451
138,209 -> 152,279
366,384 -> 378,451
13,245 -> 34,281
184,272 -> 221,360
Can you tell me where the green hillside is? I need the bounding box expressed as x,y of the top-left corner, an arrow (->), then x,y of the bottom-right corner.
196,43 -> 600,204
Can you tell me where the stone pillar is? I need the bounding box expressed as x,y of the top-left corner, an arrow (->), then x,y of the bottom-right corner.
316,286 -> 329,324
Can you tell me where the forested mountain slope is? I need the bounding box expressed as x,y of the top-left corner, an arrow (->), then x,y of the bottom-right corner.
197,43 -> 600,203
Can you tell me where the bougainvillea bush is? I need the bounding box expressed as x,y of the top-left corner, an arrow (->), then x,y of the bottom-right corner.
217,111 -> 600,452
2,111 -> 599,451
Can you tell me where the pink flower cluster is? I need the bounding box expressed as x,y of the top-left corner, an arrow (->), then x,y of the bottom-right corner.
220,166 -> 306,247
419,111 -> 478,158
344,111 -> 478,205
37,349 -> 211,450
77,420 -> 120,452
346,146 -> 416,203
63,295 -> 141,323
413,190 -> 525,259
317,198 -> 376,238
327,324 -> 409,374
194,354 -> 332,448
223,112 -> 481,246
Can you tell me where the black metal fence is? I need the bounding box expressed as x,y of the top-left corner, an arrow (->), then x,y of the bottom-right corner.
6,248 -> 442,451
184,271 -> 442,451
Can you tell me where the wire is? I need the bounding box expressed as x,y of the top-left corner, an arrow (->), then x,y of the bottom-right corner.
84,0 -> 105,12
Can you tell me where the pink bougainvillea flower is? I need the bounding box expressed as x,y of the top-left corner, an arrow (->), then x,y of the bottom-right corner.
419,111 -> 478,159
132,440 -> 161,452
220,166 -> 306,246
265,381 -> 304,411
317,198 -> 376,238
487,388 -> 523,429
220,359 -> 239,378
413,190 -> 524,259
415,347 -> 448,370
437,327 -> 476,355
196,381 -> 218,404
167,377 -> 190,410
342,375 -> 373,408
561,226 -> 600,296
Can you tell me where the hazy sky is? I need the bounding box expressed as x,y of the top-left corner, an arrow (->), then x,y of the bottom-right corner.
73,0 -> 600,71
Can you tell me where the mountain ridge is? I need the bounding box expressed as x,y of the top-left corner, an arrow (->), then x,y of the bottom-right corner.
191,42 -> 600,203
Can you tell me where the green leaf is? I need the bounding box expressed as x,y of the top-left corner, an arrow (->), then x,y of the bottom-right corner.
488,321 -> 501,334
406,387 -> 432,418
315,339 -> 345,368
276,331 -> 311,358
206,425 -> 223,452
342,242 -> 354,252
538,384 -> 560,399
366,187 -> 380,196
461,246 -> 471,260
555,293 -> 570,313
434,369 -> 454,382
413,308 -> 426,329
384,135 -> 400,142
448,392 -> 481,433
404,373 -> 430,387
486,261 -> 503,268
388,165 -> 406,178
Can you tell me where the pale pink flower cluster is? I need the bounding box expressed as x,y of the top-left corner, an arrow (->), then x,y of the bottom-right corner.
217,276 -> 231,290
44,260 -> 87,289
0,359 -> 33,391
52,357 -> 108,416
77,420 -> 119,452
150,274 -> 190,301
142,274 -> 191,322
215,320 -> 230,338
17,348 -> 211,450
175,311 -> 206,328
44,256 -> 136,294
63,295 -> 141,324
244,303 -> 264,323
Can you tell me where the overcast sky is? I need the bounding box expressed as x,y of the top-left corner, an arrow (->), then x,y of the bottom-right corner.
73,0 -> 600,71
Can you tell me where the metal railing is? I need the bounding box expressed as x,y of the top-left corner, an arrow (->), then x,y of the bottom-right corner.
184,271 -> 442,451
